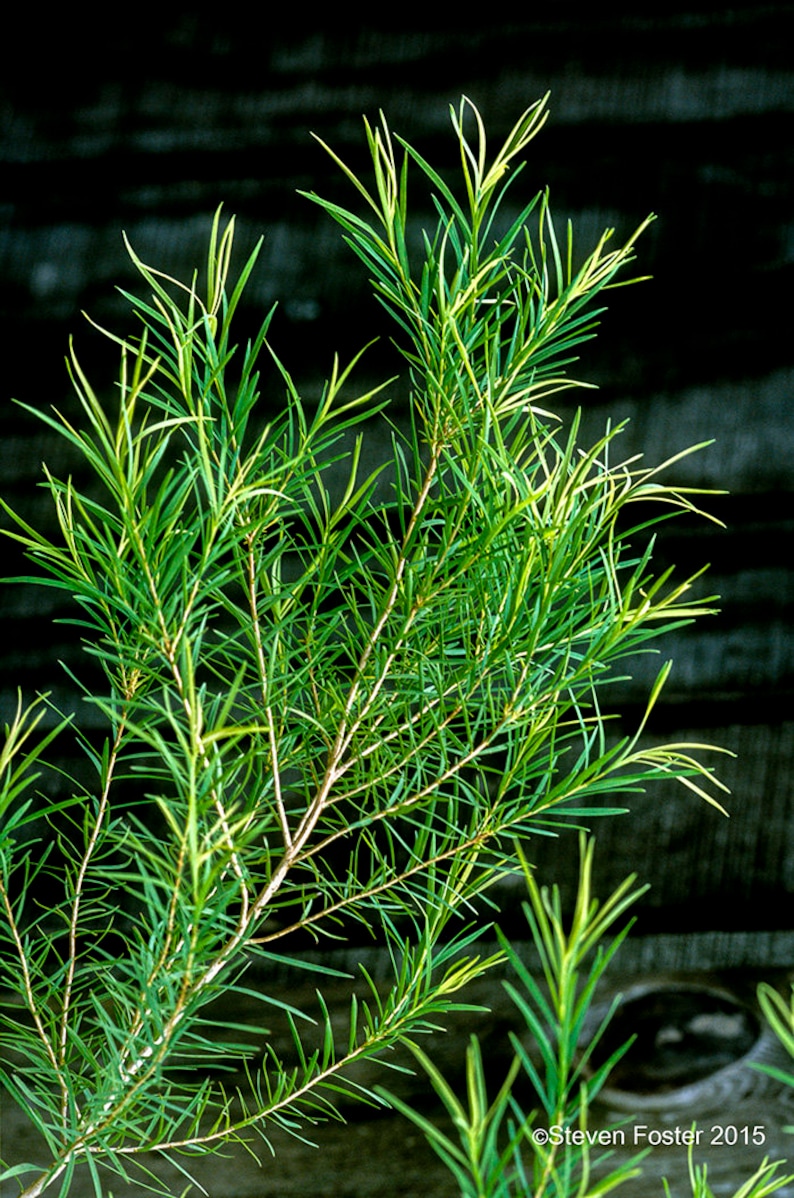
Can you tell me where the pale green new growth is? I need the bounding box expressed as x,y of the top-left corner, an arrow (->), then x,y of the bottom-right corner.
1,96 -> 730,1196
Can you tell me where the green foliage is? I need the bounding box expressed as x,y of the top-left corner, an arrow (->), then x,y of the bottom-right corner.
384,840 -> 794,1198
663,1142 -> 794,1198
1,95 -> 729,1196
755,983 -> 794,1093
378,835 -> 648,1197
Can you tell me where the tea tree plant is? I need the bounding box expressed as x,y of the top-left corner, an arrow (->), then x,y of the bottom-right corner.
1,95 -> 728,1196
379,835 -> 650,1198
386,840 -> 794,1198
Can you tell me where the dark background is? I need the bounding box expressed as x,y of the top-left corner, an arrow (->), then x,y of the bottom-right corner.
1,7 -> 793,959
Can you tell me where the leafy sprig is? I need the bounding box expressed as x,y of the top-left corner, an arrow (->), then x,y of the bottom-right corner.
1,98 -> 729,1196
